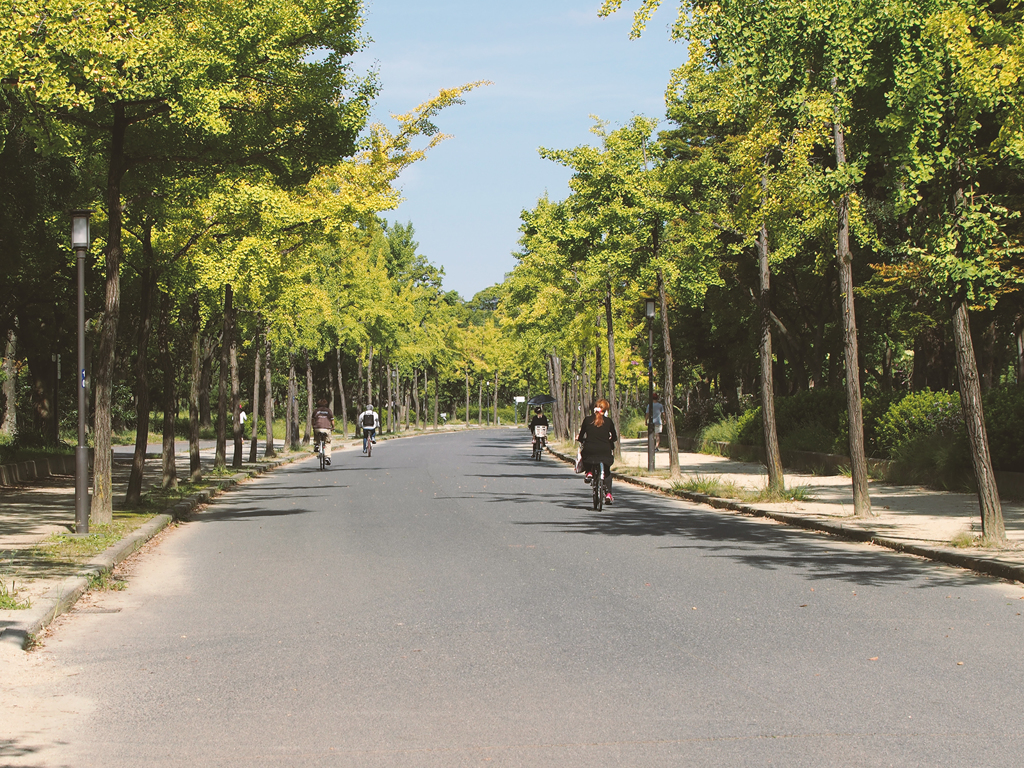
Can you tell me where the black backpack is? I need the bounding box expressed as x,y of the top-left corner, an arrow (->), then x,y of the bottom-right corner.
362,412 -> 375,427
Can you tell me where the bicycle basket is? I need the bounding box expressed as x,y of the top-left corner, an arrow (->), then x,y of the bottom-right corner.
534,425 -> 548,438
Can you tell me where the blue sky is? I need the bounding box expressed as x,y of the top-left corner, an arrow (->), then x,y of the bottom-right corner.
349,1 -> 686,300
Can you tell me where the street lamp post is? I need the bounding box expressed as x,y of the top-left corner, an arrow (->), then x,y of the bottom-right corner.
72,210 -> 91,534
645,298 -> 656,472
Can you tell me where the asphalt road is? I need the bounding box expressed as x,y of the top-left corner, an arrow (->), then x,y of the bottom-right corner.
24,429 -> 1024,767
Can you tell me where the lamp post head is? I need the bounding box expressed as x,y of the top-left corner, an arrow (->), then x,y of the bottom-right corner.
71,210 -> 92,250
645,298 -> 656,319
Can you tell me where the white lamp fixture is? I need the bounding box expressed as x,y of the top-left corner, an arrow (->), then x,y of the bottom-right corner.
645,298 -> 656,319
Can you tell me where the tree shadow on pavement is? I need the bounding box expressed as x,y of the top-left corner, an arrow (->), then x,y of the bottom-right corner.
515,489 -> 990,590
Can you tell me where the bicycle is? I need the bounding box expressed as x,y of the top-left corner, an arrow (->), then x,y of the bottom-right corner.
362,429 -> 374,457
532,425 -> 547,461
315,435 -> 328,470
591,462 -> 605,511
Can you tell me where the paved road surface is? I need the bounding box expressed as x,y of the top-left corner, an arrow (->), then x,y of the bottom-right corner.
14,430 -> 1024,767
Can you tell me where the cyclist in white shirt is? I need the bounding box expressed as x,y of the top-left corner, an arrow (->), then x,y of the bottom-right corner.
358,405 -> 380,453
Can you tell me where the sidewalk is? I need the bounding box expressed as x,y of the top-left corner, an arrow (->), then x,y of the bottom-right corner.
551,438 -> 1024,584
0,439 -> 312,651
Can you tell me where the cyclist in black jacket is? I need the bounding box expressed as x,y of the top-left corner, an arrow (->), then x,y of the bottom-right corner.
578,398 -> 617,505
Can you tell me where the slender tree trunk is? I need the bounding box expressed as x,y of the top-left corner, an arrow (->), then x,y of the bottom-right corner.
757,221 -> 784,492
249,330 -> 261,463
657,269 -> 680,478
1,327 -> 16,437
189,301 -> 202,482
366,343 -> 373,409
492,370 -> 498,426
126,265 -> 155,507
465,369 -> 470,428
159,290 -> 177,488
951,297 -> 1004,541
302,349 -> 313,445
478,380 -> 483,426
387,362 -> 394,433
91,104 -> 128,526
604,289 -> 622,462
230,312 -> 242,469
335,347 -> 348,439
287,351 -> 298,449
413,368 -> 421,429
432,369 -> 439,431
199,336 -> 214,428
215,284 -> 232,468
264,336 -> 276,458
833,101 -> 871,517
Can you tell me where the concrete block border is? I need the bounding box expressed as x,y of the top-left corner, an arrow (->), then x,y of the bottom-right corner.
0,453 -> 302,652
545,446 -> 1024,587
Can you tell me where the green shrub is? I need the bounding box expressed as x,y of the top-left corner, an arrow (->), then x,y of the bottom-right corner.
887,432 -> 973,490
698,415 -> 743,451
736,388 -> 847,454
876,389 -> 962,457
981,386 -> 1024,472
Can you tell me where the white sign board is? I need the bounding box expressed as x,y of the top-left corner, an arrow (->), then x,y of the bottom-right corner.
514,396 -> 526,403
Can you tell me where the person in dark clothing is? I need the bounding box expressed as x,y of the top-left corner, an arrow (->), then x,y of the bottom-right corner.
311,399 -> 334,465
577,397 -> 617,504
528,407 -> 549,435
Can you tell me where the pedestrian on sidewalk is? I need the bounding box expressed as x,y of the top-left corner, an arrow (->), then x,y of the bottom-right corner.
578,398 -> 618,505
646,393 -> 664,450
312,399 -> 334,464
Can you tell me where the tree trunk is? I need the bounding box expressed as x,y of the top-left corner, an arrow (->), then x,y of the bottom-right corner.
477,380 -> 483,426
432,369 -> 439,430
230,312 -> 242,469
287,351 -> 298,450
413,368 -> 421,429
264,336 -> 276,458
159,290 -> 177,489
91,103 -> 128,526
1,327 -> 16,437
952,300 -> 1005,541
833,104 -> 871,517
199,336 -> 215,428
387,362 -> 394,433
335,347 -> 348,439
215,284 -> 232,468
126,265 -> 156,507
249,330 -> 261,463
492,370 -> 498,426
657,268 -> 680,478
757,221 -> 784,492
189,301 -> 202,482
465,369 -> 470,428
302,349 -> 313,446
366,343 -> 373,409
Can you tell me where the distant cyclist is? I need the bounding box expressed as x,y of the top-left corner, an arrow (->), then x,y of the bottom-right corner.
528,407 -> 549,450
358,404 -> 380,453
578,398 -> 618,505
312,399 -> 334,465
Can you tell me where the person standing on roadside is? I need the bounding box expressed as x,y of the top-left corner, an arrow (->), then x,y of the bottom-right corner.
647,393 -> 665,450
312,399 -> 334,465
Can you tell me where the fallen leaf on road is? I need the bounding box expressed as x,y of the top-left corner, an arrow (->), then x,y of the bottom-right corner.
869,657 -> 879,661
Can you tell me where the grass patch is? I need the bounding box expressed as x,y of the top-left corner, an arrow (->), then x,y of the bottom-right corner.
89,571 -> 128,591
672,475 -> 744,498
951,531 -> 979,549
672,475 -> 815,504
34,513 -> 153,561
133,481 -> 210,513
753,484 -> 816,503
0,576 -> 31,609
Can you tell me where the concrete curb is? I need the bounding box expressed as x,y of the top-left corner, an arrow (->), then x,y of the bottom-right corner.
546,446 -> 1024,586
0,453 -> 303,652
